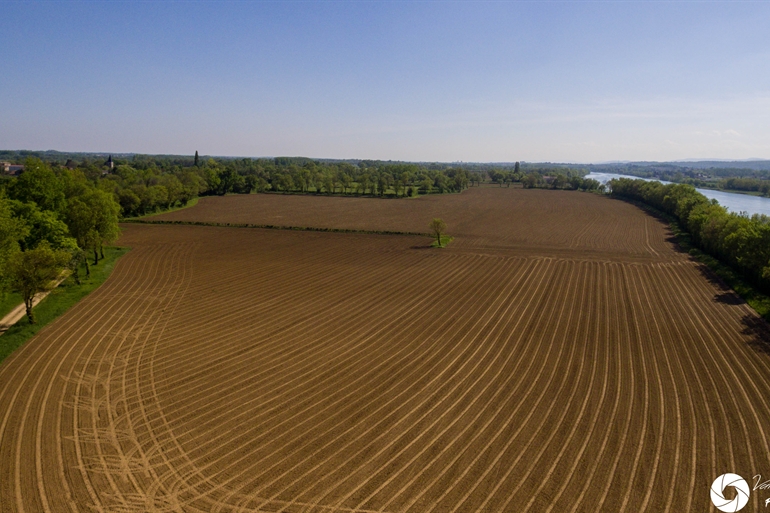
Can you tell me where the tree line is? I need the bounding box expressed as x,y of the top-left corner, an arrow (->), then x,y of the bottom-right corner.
2,152 -> 605,216
0,158 -> 120,322
609,178 -> 770,292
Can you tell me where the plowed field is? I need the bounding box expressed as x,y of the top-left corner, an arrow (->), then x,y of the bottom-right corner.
2,188 -> 770,512
153,188 -> 674,261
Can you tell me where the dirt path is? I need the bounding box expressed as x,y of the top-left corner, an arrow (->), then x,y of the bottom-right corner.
0,273 -> 70,335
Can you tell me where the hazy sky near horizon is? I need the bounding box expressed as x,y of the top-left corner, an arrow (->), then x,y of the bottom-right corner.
2,1 -> 769,163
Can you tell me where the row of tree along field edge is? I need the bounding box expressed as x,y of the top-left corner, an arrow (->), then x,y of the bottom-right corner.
1,153 -> 600,220
610,178 -> 770,320
123,218 -> 430,237
1,158 -> 122,326
0,246 -> 128,365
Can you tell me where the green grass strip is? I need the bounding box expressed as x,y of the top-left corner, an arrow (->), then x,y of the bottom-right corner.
0,246 -> 129,365
431,235 -> 454,248
122,218 -> 431,237
0,291 -> 24,319
617,198 -> 770,322
123,197 -> 199,220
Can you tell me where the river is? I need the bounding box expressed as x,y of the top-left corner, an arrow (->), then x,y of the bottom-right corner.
586,172 -> 770,217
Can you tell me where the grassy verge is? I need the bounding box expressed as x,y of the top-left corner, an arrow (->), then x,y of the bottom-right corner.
122,218 -> 430,237
0,246 -> 129,365
0,291 -> 23,319
618,197 -> 770,322
431,235 -> 454,248
124,197 -> 199,220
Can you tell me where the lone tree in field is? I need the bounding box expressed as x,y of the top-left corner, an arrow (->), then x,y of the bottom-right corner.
429,218 -> 447,247
8,242 -> 71,324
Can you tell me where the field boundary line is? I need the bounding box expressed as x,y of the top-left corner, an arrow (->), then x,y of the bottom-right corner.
122,219 -> 431,237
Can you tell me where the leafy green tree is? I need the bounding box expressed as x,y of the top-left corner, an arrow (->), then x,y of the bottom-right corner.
0,196 -> 29,290
194,151 -> 199,167
552,174 -> 569,189
523,172 -> 542,189
218,168 -> 240,195
204,161 -> 222,194
117,189 -> 141,217
8,242 -> 71,324
65,197 -> 97,275
430,218 -> 447,247
88,189 -> 121,261
8,158 -> 66,215
158,174 -> 184,208
9,200 -> 77,252
341,174 -> 352,194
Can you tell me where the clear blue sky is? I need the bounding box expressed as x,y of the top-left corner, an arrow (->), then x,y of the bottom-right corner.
2,1 -> 769,162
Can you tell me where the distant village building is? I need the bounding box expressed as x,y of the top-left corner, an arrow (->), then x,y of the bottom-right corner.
1,162 -> 24,176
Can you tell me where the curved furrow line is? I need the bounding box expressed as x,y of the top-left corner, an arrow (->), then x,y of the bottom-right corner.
640,262 -> 699,511
0,243 -> 141,449
657,264 -> 742,483
662,263 -> 770,510
10,245 -> 169,513
622,264 -> 670,512
544,262 -> 609,513
144,253 -> 496,486
5,243 -> 161,512
567,262 -> 627,513
348,260 -> 574,512
137,240 -> 421,382
481,262 -> 592,511
136,253 -> 518,510
661,264 -> 758,466
52,245 -> 160,512
54,247 -> 154,513
182,257 -> 537,510
72,245 -> 174,510
237,262 -> 543,510
201,257 -> 532,512
516,261 -> 600,511
589,263 -> 638,511
653,263 -> 732,503
380,262 -> 594,513
451,262 -> 582,512
78,244 -> 188,511
63,245 -> 168,512
140,252 -> 476,428
127,244 -> 456,400
107,243 -> 200,511
404,262 -> 573,512
643,217 -> 659,257
148,252 -> 504,508
672,262 -> 770,439
614,263 -> 654,512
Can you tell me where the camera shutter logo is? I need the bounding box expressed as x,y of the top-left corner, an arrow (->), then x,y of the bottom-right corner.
711,473 -> 750,512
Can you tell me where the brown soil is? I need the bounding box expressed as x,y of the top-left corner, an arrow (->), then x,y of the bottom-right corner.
153,187 -> 675,261
2,188 -> 770,512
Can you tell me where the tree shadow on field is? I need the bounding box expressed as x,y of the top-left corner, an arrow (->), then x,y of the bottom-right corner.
741,314 -> 770,356
693,261 -> 735,294
713,292 -> 746,305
